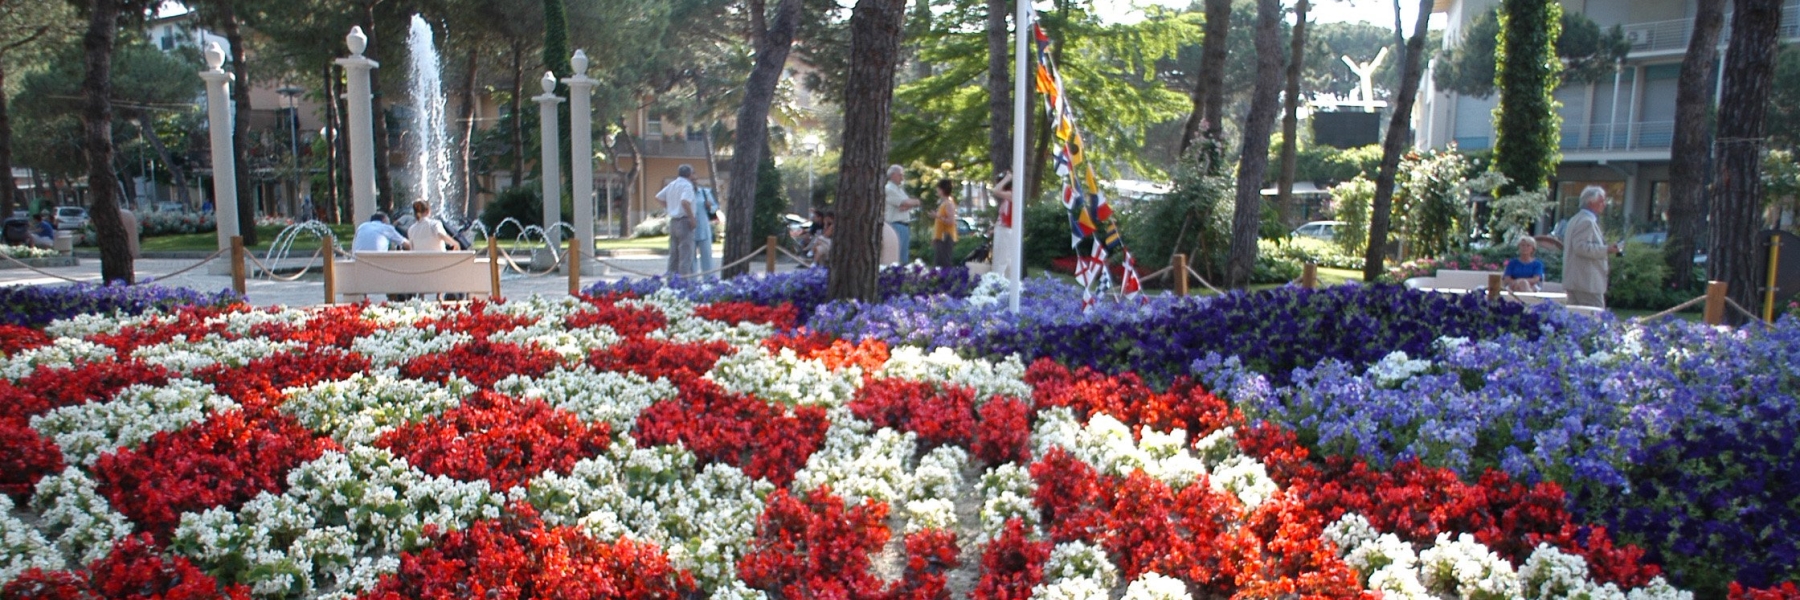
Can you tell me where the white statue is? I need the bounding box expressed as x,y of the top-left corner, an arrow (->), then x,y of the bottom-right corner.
1341,47 -> 1389,105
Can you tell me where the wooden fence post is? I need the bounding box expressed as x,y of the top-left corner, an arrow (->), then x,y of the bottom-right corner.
1173,254 -> 1189,295
1487,273 -> 1502,302
1704,281 -> 1728,326
766,235 -> 778,274
230,235 -> 246,296
487,237 -> 501,299
321,235 -> 336,305
1302,263 -> 1318,289
568,239 -> 580,296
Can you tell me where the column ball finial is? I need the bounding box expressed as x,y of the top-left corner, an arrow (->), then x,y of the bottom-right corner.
347,27 -> 368,56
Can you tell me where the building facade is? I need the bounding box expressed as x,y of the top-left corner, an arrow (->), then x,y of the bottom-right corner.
1416,0 -> 1800,233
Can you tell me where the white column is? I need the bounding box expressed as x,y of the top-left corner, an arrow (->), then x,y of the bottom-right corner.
335,27 -> 380,225
534,72 -> 564,246
1009,0 -> 1029,312
199,42 -> 240,273
563,51 -> 598,273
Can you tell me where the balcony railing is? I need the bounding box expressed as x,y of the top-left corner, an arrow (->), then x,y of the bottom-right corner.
1563,121 -> 1675,152
1621,2 -> 1800,54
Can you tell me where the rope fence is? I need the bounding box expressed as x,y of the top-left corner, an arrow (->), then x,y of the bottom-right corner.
0,249 -> 226,286
243,248 -> 325,282
1632,295 -> 1709,323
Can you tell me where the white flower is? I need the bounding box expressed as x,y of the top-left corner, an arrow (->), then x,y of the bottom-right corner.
1323,513 -> 1379,556
1367,350 -> 1433,387
31,379 -> 236,465
1043,540 -> 1119,589
710,579 -> 771,600
879,347 -> 1031,401
30,467 -> 133,566
1122,572 -> 1193,600
349,326 -> 471,366
42,312 -> 171,340
905,499 -> 958,533
1627,577 -> 1695,600
1191,426 -> 1239,468
792,425 -> 916,505
489,294 -> 590,323
359,300 -> 452,328
279,369 -> 470,445
0,494 -> 63,586
967,272 -> 1013,307
206,306 -> 312,336
1209,455 -> 1278,510
2,338 -> 116,381
705,346 -> 861,407
1031,406 -> 1084,459
494,365 -> 676,430
910,445 -> 968,503
132,334 -> 301,373
1031,577 -> 1110,600
491,319 -> 621,362
1418,532 -> 1522,600
979,463 -> 1039,540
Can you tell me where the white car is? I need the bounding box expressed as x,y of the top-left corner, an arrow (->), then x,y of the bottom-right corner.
55,207 -> 87,230
1291,220 -> 1344,241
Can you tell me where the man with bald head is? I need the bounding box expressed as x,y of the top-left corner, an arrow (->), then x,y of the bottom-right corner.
1562,186 -> 1622,308
656,164 -> 698,276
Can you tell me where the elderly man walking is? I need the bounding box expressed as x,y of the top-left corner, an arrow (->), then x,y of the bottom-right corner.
884,165 -> 921,264
656,164 -> 698,276
1562,186 -> 1622,308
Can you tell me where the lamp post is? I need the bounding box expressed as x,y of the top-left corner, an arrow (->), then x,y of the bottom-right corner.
276,85 -> 304,221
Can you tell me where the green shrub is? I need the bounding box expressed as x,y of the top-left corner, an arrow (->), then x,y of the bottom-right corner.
1023,200 -> 1077,269
1116,166 -> 1234,280
1607,240 -> 1686,310
1262,237 -> 1364,270
1330,176 -> 1373,256
480,185 -> 542,232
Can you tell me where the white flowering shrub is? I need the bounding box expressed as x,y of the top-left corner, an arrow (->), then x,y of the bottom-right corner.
705,347 -> 861,407
1191,426 -> 1239,468
171,447 -> 501,596
44,312 -> 171,340
1418,532 -> 1522,600
31,380 -> 236,465
879,347 -> 1031,401
1519,543 -> 1628,600
1,495 -> 64,586
910,445 -> 968,503
905,499 -> 958,534
348,326 -> 471,366
279,370 -> 470,446
490,319 -> 621,362
358,300 -> 451,328
206,306 -> 313,336
1031,577 -> 1110,600
1122,572 -> 1194,600
980,463 -> 1039,540
792,425 -> 917,505
2,338 -> 116,380
29,467 -> 133,567
1041,540 -> 1120,590
967,272 -> 1013,307
1209,455 -> 1279,510
1366,350 -> 1433,388
1323,513 -> 1379,556
131,335 -> 301,373
493,365 -> 675,430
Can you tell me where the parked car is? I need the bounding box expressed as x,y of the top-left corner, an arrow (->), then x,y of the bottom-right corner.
152,202 -> 186,214
55,207 -> 87,230
1291,220 -> 1344,241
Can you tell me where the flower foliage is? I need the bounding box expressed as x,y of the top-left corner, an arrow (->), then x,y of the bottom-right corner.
737,487 -> 891,598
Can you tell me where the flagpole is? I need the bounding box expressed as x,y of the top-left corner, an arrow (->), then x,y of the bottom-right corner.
1010,0 -> 1029,313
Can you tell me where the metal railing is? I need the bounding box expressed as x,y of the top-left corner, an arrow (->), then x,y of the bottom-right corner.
1620,1 -> 1800,54
1562,120 -> 1676,152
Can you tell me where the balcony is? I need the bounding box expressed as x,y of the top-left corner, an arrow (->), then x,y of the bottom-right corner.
1621,1 -> 1800,54
622,137 -> 711,159
1563,121 -> 1675,152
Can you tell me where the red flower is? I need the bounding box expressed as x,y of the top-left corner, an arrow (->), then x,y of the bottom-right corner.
973,396 -> 1032,465
633,380 -> 828,487
360,504 -> 695,599
693,301 -> 800,329
400,339 -> 562,389
564,300 -> 668,338
87,306 -> 238,355
196,348 -> 371,412
415,300 -> 539,339
1,534 -> 250,599
737,487 -> 891,599
1024,359 -> 1150,425
0,416 -> 65,502
888,529 -> 962,600
376,391 -> 611,490
250,304 -> 378,348
849,379 -> 978,450
586,337 -> 734,389
971,518 -> 1050,600
92,409 -> 337,541
1029,447 -> 1111,544
1137,377 -> 1242,439
1733,582 -> 1800,600
4,360 -> 173,420
0,324 -> 51,356
764,333 -> 891,373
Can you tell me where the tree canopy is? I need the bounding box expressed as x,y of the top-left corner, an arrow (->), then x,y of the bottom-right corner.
1434,5 -> 1630,99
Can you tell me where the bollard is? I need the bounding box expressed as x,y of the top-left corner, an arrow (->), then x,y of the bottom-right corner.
766,235 -> 778,274
230,235 -> 246,296
1704,281 -> 1728,325
487,237 -> 501,299
1764,236 -> 1782,323
1302,263 -> 1318,289
1487,273 -> 1502,302
321,235 -> 336,305
568,239 -> 580,296
1173,254 -> 1189,296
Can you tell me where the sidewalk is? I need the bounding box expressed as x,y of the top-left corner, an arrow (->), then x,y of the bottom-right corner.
2,250 -> 809,308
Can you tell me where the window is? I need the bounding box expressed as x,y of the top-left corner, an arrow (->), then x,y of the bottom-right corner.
645,118 -> 663,140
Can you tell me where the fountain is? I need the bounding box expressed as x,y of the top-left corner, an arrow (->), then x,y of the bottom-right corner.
405,15 -> 458,224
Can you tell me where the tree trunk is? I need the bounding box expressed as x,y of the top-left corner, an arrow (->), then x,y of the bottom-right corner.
0,65 -> 18,220
510,41 -> 525,188
1710,0 -> 1784,322
1180,0 -> 1232,159
136,114 -> 192,207
1277,0 -> 1308,228
1666,0 -> 1724,279
218,3 -> 256,245
986,0 -> 1011,176
460,47 -> 479,218
724,0 -> 804,278
82,0 -> 130,283
1223,0 -> 1286,287
1362,0 -> 1434,281
827,0 -> 907,302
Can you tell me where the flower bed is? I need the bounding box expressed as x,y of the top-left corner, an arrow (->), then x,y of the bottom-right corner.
0,286 -> 1719,600
0,283 -> 241,328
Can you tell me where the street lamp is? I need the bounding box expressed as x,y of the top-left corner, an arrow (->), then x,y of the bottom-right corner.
275,85 -> 304,221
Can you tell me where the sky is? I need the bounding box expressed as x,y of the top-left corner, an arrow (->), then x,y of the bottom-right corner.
1092,0 -> 1449,29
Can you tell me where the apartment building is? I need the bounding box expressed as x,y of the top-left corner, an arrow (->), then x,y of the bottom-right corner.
1415,0 -> 1800,233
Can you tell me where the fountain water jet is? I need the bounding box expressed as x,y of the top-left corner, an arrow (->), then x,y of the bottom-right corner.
405,15 -> 458,223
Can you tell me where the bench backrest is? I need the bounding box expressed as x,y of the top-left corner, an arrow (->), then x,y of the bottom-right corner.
335,251 -> 492,296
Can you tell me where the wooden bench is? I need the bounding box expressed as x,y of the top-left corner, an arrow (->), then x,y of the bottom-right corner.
332,251 -> 497,303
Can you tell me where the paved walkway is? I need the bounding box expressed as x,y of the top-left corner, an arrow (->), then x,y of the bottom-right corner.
1,249 -> 808,308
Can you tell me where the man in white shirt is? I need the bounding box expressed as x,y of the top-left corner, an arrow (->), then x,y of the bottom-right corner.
352,212 -> 410,252
884,164 -> 921,264
655,164 -> 698,276
407,200 -> 459,252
